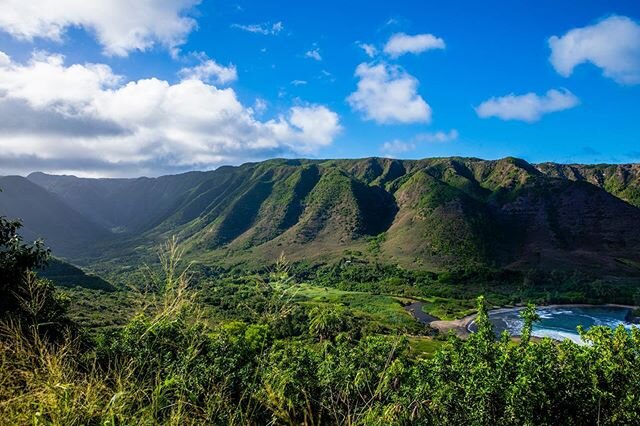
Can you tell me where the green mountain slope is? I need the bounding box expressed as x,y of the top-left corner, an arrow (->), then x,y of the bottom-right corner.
5,157 -> 638,276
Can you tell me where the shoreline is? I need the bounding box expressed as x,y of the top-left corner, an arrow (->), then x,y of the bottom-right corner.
423,303 -> 639,338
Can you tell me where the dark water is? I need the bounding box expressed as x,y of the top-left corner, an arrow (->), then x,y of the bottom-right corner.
403,301 -> 439,324
470,306 -> 636,343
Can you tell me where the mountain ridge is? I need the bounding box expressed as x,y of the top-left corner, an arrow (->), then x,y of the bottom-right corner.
0,157 -> 637,277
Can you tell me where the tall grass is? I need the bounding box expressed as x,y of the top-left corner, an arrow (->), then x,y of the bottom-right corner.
0,240 -> 319,425
0,238 -> 215,425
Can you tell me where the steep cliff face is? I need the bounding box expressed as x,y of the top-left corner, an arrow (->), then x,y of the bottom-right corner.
497,178 -> 640,273
0,157 -> 637,275
536,163 -> 640,208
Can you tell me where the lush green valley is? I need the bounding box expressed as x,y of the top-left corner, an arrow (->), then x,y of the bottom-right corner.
4,156 -> 639,320
2,157 -> 640,424
1,222 -> 640,424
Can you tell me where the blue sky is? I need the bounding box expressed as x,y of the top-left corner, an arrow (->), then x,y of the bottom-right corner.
0,0 -> 638,176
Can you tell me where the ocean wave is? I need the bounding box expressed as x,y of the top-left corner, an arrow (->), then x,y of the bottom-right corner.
532,329 -> 584,345
483,306 -> 637,342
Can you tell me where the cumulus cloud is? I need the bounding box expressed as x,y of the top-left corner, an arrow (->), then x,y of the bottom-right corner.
383,32 -> 445,58
475,89 -> 579,122
0,51 -> 341,176
305,48 -> 322,61
178,58 -> 237,85
231,21 -> 283,35
0,0 -> 199,56
347,62 -> 431,124
549,15 -> 640,85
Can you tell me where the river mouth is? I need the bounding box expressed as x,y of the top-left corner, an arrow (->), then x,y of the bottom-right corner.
468,305 -> 638,344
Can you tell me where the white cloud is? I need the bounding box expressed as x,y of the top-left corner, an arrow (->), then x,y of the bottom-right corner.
380,139 -> 415,156
0,0 -> 199,56
357,42 -> 377,58
549,15 -> 640,85
475,89 -> 579,122
291,80 -> 308,86
416,129 -> 459,143
385,18 -> 400,27
231,21 -> 283,35
0,51 -> 10,66
0,51 -> 341,176
347,62 -> 431,124
305,48 -> 322,61
285,105 -> 341,151
253,98 -> 267,114
272,22 -> 284,34
178,58 -> 237,85
383,32 -> 445,58
380,129 -> 458,156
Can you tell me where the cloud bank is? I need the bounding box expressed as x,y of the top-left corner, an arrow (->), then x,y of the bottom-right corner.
0,0 -> 200,56
0,51 -> 341,176
380,129 -> 458,156
305,48 -> 322,61
381,139 -> 416,156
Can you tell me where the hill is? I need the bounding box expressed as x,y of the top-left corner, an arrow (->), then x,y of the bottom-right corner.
0,176 -> 111,258
0,157 -> 637,276
38,258 -> 115,291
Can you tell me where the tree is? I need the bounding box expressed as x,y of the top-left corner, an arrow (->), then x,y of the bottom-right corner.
0,215 -> 72,340
0,216 -> 50,315
519,303 -> 540,345
308,305 -> 348,342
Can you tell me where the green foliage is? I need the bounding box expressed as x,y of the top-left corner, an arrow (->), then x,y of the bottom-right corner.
0,216 -> 50,307
2,232 -> 640,424
308,305 -> 352,341
519,303 -> 540,345
367,232 -> 386,255
0,216 -> 74,340
402,298 -> 640,425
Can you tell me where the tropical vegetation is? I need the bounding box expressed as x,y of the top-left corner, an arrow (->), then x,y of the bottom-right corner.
1,216 -> 639,425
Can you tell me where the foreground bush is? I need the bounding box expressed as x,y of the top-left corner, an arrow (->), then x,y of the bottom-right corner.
1,233 -> 640,424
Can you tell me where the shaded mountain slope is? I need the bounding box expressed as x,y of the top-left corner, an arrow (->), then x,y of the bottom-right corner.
0,176 -> 111,257
536,163 -> 640,208
28,171 -> 208,233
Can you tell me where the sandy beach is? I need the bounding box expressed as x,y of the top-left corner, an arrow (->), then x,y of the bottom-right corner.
426,303 -> 639,338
